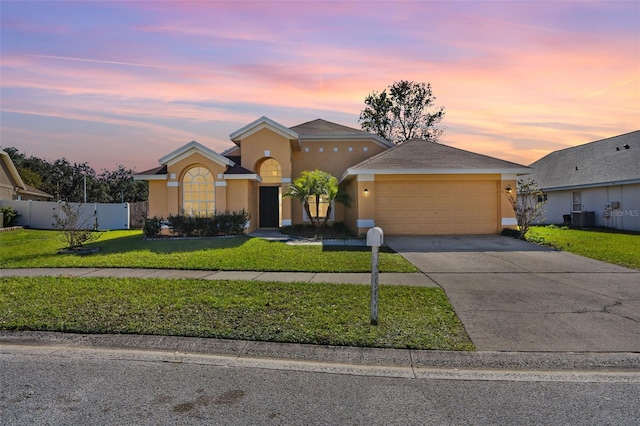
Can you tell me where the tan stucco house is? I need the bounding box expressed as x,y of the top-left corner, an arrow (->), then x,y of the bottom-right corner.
0,150 -> 53,201
135,117 -> 530,236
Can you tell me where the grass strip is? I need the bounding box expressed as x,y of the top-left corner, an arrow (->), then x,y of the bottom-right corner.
0,229 -> 417,272
527,226 -> 640,269
0,276 -> 473,351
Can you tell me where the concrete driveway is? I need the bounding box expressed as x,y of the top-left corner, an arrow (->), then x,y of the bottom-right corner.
385,235 -> 640,352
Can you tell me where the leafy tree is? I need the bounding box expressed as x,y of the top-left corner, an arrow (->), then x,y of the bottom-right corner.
505,178 -> 546,239
3,147 -> 148,203
98,165 -> 148,203
284,170 -> 351,237
359,80 -> 445,144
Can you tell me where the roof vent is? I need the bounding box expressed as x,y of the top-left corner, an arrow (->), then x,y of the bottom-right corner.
616,147 -> 620,151
624,144 -> 630,149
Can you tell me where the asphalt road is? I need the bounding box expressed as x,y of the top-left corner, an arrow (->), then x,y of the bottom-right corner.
1,344 -> 639,425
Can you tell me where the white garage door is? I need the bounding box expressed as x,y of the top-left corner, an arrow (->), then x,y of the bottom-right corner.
374,179 -> 498,235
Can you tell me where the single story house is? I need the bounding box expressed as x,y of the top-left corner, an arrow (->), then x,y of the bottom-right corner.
0,150 -> 53,201
528,130 -> 640,232
135,117 -> 530,236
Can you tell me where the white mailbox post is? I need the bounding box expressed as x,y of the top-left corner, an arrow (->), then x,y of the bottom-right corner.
366,227 -> 384,325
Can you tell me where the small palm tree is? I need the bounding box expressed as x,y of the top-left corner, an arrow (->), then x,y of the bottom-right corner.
284,169 -> 351,238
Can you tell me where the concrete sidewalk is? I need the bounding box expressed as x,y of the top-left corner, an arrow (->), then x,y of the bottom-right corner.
0,268 -> 436,287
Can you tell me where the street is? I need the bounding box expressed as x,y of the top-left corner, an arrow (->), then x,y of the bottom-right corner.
1,344 -> 639,425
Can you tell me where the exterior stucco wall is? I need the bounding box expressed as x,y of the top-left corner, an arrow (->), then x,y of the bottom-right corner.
240,129 -> 292,179
290,139 -> 387,226
147,180 -> 168,218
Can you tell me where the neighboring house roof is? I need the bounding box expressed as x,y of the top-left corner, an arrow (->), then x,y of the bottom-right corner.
0,150 -> 53,198
19,184 -> 54,199
1,150 -> 26,189
291,119 -> 394,148
528,130 -> 640,191
342,138 -> 531,181
158,140 -> 234,168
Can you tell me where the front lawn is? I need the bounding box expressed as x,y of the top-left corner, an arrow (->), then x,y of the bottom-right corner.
0,276 -> 474,351
0,229 -> 417,272
527,226 -> 640,269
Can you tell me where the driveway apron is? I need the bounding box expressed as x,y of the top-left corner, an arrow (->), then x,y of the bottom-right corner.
385,235 -> 640,352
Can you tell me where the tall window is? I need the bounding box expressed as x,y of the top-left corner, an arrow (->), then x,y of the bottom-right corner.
182,166 -> 214,217
259,158 -> 281,183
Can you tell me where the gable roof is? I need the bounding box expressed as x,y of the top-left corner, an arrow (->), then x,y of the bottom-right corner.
230,116 -> 299,144
342,138 -> 530,181
528,130 -> 640,191
291,119 -> 394,148
158,140 -> 234,168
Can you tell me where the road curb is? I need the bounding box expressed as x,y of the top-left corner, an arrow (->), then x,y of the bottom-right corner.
1,330 -> 638,372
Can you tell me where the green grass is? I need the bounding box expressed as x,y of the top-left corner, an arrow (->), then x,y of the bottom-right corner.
0,229 -> 417,272
527,226 -> 640,269
0,276 -> 474,350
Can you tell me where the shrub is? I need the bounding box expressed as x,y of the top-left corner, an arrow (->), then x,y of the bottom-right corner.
165,210 -> 250,237
215,209 -> 250,235
143,216 -> 163,237
500,228 -> 520,238
1,206 -> 20,227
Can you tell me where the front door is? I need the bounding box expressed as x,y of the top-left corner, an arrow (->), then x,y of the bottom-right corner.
259,186 -> 279,228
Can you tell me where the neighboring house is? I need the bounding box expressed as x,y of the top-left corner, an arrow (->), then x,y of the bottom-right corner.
0,150 -> 53,201
135,117 -> 530,236
528,130 -> 640,232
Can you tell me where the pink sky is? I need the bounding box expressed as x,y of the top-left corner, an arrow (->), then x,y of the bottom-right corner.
1,1 -> 638,172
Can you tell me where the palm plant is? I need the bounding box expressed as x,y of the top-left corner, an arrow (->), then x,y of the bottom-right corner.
284,169 -> 351,237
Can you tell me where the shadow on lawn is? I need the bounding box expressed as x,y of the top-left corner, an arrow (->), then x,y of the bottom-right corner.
83,233 -> 251,254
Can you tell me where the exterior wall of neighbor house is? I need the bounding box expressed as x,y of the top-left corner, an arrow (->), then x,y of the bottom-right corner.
538,183 -> 640,231
0,160 -> 17,200
290,139 -> 387,226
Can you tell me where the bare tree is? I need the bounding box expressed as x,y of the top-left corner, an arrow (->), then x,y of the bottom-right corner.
505,178 -> 546,239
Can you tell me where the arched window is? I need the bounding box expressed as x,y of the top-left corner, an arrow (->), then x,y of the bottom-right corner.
182,166 -> 214,217
259,158 -> 281,183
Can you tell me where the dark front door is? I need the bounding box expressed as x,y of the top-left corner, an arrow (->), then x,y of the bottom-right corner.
259,186 -> 279,228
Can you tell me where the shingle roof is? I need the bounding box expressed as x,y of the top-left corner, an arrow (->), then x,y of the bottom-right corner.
346,138 -> 530,173
290,119 -> 367,136
136,165 -> 167,176
528,130 -> 640,190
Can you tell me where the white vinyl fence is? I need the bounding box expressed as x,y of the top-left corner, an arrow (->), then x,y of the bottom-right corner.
0,200 -> 130,230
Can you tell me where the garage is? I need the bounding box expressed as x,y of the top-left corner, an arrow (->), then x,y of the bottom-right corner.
374,177 -> 498,235
341,139 -> 532,237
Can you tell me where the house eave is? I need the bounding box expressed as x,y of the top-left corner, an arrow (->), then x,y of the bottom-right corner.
134,174 -> 167,181
159,141 -> 234,168
340,167 -> 532,182
229,116 -> 299,146
223,173 -> 262,182
541,178 -> 640,192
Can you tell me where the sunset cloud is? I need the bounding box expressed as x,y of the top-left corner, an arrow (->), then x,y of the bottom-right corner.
1,1 -> 638,171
